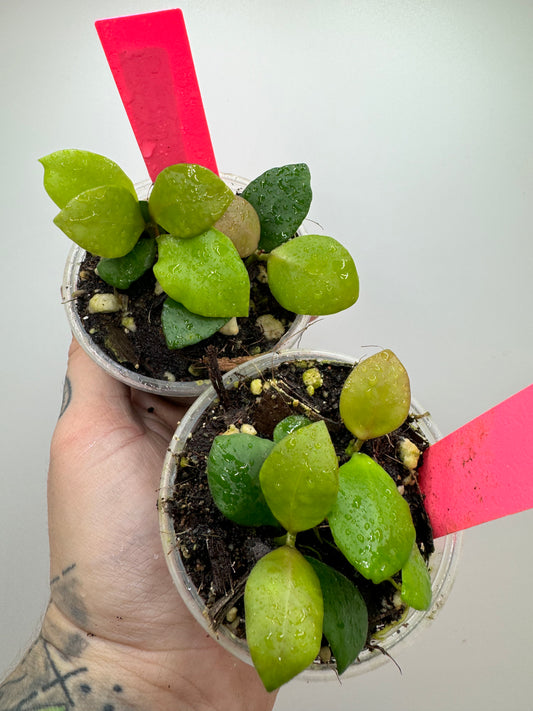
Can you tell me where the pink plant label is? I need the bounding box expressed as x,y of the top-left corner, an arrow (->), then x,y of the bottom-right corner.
419,384 -> 533,539
95,9 -> 218,180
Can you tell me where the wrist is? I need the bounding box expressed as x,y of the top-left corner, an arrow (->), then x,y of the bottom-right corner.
1,601 -> 276,711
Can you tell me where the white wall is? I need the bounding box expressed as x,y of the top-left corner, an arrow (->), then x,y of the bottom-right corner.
1,2 -> 532,709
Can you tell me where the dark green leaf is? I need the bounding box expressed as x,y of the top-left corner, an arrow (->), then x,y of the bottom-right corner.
306,557 -> 368,675
272,415 -> 313,443
207,433 -> 278,526
161,298 -> 229,350
96,237 -> 157,289
242,164 -> 312,252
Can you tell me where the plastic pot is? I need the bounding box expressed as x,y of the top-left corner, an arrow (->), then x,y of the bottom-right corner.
61,174 -> 312,400
158,348 -> 462,681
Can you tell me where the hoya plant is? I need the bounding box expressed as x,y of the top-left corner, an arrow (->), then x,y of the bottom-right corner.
40,149 -> 359,350
205,349 -> 432,691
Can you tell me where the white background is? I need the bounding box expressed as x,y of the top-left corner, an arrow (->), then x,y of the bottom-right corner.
1,1 -> 532,709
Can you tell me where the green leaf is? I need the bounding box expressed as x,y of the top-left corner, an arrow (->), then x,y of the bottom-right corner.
161,298 -> 230,350
241,164 -> 312,252
328,453 -> 416,584
148,163 -> 234,238
400,544 -> 432,611
306,557 -> 368,675
96,236 -> 157,289
153,229 -> 250,317
259,421 -> 338,534
272,415 -> 313,443
206,433 -> 277,527
244,546 -> 323,691
53,186 -> 145,258
267,234 -> 359,315
339,349 -> 411,440
39,149 -> 137,208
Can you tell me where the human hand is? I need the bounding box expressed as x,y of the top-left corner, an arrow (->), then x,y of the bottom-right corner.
1,340 -> 276,711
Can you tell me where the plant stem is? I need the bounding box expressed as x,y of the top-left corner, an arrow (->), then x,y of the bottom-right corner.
285,531 -> 297,548
346,437 -> 365,456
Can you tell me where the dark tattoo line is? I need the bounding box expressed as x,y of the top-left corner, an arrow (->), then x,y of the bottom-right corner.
42,643 -> 78,706
59,377 -> 72,418
60,565 -> 76,578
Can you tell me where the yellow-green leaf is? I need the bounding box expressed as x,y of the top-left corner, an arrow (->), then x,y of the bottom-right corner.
259,421 -> 338,534
149,163 -> 233,238
245,546 -> 323,691
53,186 -> 145,258
40,149 -> 137,208
340,349 -> 411,440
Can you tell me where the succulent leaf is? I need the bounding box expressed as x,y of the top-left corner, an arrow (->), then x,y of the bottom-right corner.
340,349 -> 411,440
39,149 -> 137,209
259,421 -> 338,534
245,546 -> 323,691
149,163 -> 233,238
53,186 -> 145,258
207,433 -> 278,526
328,453 -> 416,584
306,557 -> 368,675
241,164 -> 312,252
214,195 -> 261,257
161,299 -> 230,350
267,234 -> 359,315
96,237 -> 157,289
400,544 -> 432,611
272,415 -> 313,443
153,229 -> 250,317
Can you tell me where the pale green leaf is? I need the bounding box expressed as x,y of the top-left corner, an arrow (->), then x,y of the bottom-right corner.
400,544 -> 432,611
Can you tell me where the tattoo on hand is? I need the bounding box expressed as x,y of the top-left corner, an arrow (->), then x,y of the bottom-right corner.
0,565 -> 127,711
59,377 -> 72,418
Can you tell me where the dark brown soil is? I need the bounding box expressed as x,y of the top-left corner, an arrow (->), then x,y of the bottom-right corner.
163,358 -> 434,664
73,253 -> 297,382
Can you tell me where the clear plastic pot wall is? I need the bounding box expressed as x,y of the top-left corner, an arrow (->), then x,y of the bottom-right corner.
159,349 -> 462,681
61,174 -> 312,400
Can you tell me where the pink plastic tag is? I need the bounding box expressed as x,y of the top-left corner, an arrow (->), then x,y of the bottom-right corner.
419,384 -> 533,538
95,9 -> 218,180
